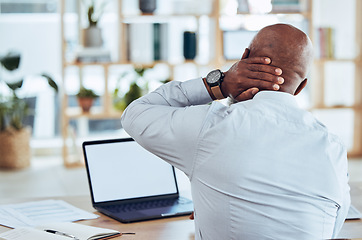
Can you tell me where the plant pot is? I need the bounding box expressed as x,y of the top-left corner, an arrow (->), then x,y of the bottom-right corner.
78,97 -> 95,112
0,127 -> 31,169
82,26 -> 103,48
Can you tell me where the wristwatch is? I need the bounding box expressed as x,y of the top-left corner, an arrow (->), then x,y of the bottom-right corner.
205,69 -> 225,100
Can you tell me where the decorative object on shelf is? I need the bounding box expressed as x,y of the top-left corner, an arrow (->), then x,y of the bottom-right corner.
76,87 -> 99,112
83,26 -> 103,47
139,0 -> 157,14
0,51 -> 58,169
183,31 -> 197,60
82,0 -> 109,48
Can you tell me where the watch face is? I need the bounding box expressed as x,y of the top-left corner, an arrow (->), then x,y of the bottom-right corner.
207,70 -> 222,84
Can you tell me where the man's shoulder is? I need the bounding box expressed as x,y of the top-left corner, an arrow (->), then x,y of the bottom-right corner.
309,115 -> 346,149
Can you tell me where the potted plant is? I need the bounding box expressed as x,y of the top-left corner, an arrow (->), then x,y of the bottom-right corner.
82,0 -> 109,47
76,87 -> 99,112
0,51 -> 58,169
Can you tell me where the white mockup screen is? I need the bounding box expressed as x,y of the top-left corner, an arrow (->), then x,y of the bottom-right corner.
85,141 -> 178,203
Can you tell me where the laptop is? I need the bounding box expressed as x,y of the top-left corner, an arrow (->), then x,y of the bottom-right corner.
82,137 -> 194,223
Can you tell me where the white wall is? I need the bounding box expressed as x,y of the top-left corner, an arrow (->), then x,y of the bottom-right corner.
0,13 -> 60,138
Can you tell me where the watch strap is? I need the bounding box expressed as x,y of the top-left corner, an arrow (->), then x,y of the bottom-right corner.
211,85 -> 224,100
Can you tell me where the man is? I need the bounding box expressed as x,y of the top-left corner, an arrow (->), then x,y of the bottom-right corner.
121,24 -> 350,239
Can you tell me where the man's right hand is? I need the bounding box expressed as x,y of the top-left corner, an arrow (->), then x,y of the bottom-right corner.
221,48 -> 284,102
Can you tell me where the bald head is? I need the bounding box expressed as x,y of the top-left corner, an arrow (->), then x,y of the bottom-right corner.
248,24 -> 313,95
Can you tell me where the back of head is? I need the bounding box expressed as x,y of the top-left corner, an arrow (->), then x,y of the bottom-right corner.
248,24 -> 313,95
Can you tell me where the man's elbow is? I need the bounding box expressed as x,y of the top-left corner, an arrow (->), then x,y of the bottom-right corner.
120,106 -> 132,133
121,100 -> 142,134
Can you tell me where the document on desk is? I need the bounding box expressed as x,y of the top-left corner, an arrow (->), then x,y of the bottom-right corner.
0,199 -> 99,229
0,222 -> 121,240
0,227 -> 68,240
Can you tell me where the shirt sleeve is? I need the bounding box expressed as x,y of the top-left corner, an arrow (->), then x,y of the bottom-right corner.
333,177 -> 350,238
332,144 -> 351,238
121,78 -> 213,177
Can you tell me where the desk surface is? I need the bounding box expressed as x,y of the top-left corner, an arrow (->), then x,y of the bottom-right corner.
1,182 -> 362,239
0,195 -> 194,240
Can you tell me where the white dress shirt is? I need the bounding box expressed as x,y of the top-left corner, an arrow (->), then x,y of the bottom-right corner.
121,78 -> 350,240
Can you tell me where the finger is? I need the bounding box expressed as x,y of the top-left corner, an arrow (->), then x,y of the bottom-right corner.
241,48 -> 250,60
241,79 -> 281,91
189,212 -> 194,220
234,88 -> 259,102
247,63 -> 282,76
247,71 -> 284,84
244,56 -> 271,65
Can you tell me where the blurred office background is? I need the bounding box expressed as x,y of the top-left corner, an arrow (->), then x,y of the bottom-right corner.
0,0 -> 361,198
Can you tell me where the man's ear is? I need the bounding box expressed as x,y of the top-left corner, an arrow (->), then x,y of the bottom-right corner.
294,78 -> 307,96
241,48 -> 250,60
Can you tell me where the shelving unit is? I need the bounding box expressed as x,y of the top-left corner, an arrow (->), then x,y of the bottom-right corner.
59,0 -> 362,167
59,0 -> 221,167
310,0 -> 362,157
220,0 -> 362,157
219,0 -> 313,63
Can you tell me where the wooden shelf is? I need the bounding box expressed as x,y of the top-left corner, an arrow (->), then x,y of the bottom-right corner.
122,13 -> 213,19
65,107 -> 122,120
64,60 -> 210,68
310,105 -> 361,110
314,58 -> 361,63
234,11 -> 310,17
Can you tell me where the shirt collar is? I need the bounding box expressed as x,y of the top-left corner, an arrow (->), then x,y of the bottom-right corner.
252,91 -> 299,108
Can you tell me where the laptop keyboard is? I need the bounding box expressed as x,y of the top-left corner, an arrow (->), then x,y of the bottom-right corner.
104,197 -> 191,213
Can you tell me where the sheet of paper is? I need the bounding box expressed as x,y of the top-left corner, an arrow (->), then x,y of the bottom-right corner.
0,227 -> 68,240
0,208 -> 32,229
36,222 -> 121,240
0,199 -> 98,229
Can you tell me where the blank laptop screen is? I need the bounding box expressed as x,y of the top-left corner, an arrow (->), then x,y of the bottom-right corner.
84,140 -> 178,203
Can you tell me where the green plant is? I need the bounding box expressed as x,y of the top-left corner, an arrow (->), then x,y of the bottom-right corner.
0,51 -> 58,131
113,66 -> 172,111
124,82 -> 142,106
76,87 -> 99,99
83,0 -> 109,27
113,67 -> 151,111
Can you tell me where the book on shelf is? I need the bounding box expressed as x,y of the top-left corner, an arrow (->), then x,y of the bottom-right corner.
271,0 -> 306,12
316,27 -> 335,59
75,48 -> 111,63
153,23 -> 168,61
0,222 -> 121,240
126,22 -> 168,63
237,0 -> 250,13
